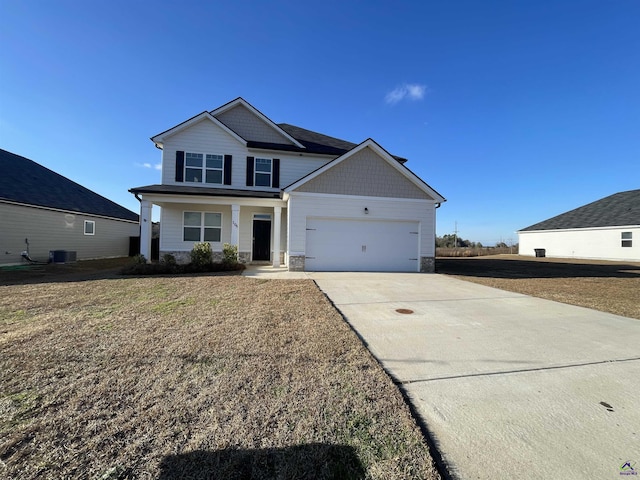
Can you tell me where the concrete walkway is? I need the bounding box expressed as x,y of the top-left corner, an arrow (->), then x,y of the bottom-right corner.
309,272 -> 640,480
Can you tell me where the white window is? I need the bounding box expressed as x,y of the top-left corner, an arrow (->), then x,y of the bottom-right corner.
185,152 -> 224,184
621,232 -> 632,247
255,158 -> 272,187
84,220 -> 95,235
183,212 -> 221,242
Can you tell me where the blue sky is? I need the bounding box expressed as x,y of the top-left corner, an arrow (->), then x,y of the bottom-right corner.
1,0 -> 638,246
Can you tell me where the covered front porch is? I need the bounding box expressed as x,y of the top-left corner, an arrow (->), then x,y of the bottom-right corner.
131,186 -> 287,268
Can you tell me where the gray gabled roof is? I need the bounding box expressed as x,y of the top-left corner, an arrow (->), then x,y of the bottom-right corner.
520,189 -> 640,231
0,148 -> 138,222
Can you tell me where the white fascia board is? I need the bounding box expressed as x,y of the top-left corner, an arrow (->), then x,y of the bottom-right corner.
283,138 -> 446,203
150,112 -> 247,148
210,97 -> 305,149
137,193 -> 286,208
518,225 -> 640,234
285,191 -> 436,205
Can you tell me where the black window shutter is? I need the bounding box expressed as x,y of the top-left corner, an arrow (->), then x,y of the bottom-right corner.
272,158 -> 280,188
246,156 -> 254,186
224,155 -> 232,185
175,151 -> 185,182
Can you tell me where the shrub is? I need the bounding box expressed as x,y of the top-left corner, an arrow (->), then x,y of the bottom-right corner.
190,242 -> 213,267
132,254 -> 147,264
222,243 -> 238,265
162,253 -> 177,266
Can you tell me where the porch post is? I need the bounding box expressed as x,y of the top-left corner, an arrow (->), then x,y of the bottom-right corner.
231,204 -> 240,250
139,199 -> 153,262
273,206 -> 281,267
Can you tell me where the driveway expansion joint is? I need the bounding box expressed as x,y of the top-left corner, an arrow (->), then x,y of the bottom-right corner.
395,356 -> 640,385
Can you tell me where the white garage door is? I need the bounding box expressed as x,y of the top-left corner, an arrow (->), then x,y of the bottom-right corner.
305,218 -> 419,272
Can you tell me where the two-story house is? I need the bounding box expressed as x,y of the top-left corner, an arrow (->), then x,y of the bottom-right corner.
129,98 -> 445,272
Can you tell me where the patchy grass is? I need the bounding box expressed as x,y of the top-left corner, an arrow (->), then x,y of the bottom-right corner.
437,255 -> 640,319
0,275 -> 439,479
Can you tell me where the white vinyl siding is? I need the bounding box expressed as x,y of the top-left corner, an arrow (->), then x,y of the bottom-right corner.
287,192 -> 436,259
518,226 -> 640,261
161,118 -> 333,190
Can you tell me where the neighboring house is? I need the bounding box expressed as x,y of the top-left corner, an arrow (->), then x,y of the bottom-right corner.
130,97 -> 445,272
518,189 -> 640,261
0,148 -> 139,265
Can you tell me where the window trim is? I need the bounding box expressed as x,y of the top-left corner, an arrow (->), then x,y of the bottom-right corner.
184,151 -> 224,185
182,211 -> 222,243
254,157 -> 272,187
84,220 -> 95,236
621,231 -> 632,248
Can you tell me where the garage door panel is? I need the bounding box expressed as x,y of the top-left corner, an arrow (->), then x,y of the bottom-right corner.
305,218 -> 419,272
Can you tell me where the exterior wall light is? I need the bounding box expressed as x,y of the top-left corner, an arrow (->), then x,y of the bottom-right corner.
364,207 -> 369,214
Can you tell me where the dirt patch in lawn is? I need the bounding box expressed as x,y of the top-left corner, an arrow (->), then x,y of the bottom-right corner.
436,255 -> 640,320
0,274 -> 439,479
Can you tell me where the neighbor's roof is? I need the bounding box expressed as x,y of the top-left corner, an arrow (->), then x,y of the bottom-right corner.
520,189 -> 640,231
0,148 -> 139,221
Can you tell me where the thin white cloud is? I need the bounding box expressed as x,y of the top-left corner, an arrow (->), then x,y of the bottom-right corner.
136,162 -> 162,170
385,83 -> 427,105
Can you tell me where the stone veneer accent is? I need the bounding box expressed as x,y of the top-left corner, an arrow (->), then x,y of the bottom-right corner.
420,256 -> 435,273
238,251 -> 251,264
288,255 -> 305,272
161,251 -> 223,264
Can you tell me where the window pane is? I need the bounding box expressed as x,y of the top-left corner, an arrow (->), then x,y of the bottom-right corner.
185,168 -> 201,182
204,228 -> 221,242
184,212 -> 201,227
184,227 -> 201,241
84,221 -> 95,235
206,155 -> 223,169
621,232 -> 632,240
186,153 -> 203,167
204,213 -> 221,227
255,172 -> 271,187
206,170 -> 223,184
255,158 -> 271,172
622,241 -> 632,247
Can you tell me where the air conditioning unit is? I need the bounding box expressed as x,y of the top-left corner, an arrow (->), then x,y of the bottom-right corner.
49,250 -> 77,263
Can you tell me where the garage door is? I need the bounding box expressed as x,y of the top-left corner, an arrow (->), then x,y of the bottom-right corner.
305,218 -> 419,272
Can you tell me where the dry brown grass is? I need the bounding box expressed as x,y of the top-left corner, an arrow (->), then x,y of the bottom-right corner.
0,272 -> 438,479
437,255 -> 640,320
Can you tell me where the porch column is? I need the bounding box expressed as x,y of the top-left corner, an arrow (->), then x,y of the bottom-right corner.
139,199 -> 152,262
231,204 -> 240,249
273,206 -> 281,267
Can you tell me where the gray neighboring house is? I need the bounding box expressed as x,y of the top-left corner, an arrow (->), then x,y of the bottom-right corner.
518,189 -> 640,261
0,148 -> 139,265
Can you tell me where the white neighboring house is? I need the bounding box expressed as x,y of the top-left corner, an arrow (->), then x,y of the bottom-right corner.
0,148 -> 139,266
518,189 -> 640,262
130,97 -> 446,272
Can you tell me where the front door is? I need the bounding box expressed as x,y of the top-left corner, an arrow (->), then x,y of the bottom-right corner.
252,219 -> 271,261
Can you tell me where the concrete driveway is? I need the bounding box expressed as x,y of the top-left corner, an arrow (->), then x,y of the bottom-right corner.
309,272 -> 640,480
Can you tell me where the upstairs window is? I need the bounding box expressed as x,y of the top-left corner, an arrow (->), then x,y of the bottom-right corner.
255,158 -> 272,187
183,212 -> 222,242
621,232 -> 632,247
185,152 -> 224,184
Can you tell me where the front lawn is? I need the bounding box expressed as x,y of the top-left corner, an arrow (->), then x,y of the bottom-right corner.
0,275 -> 439,479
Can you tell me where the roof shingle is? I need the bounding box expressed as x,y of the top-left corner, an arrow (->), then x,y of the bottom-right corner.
0,148 -> 138,222
520,189 -> 640,231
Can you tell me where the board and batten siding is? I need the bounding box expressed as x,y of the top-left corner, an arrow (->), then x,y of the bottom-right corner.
287,193 -> 436,257
518,226 -> 640,261
0,202 -> 138,265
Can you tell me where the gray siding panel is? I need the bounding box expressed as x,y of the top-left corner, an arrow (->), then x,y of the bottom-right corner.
295,147 -> 432,200
215,104 -> 295,145
0,202 -> 139,265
